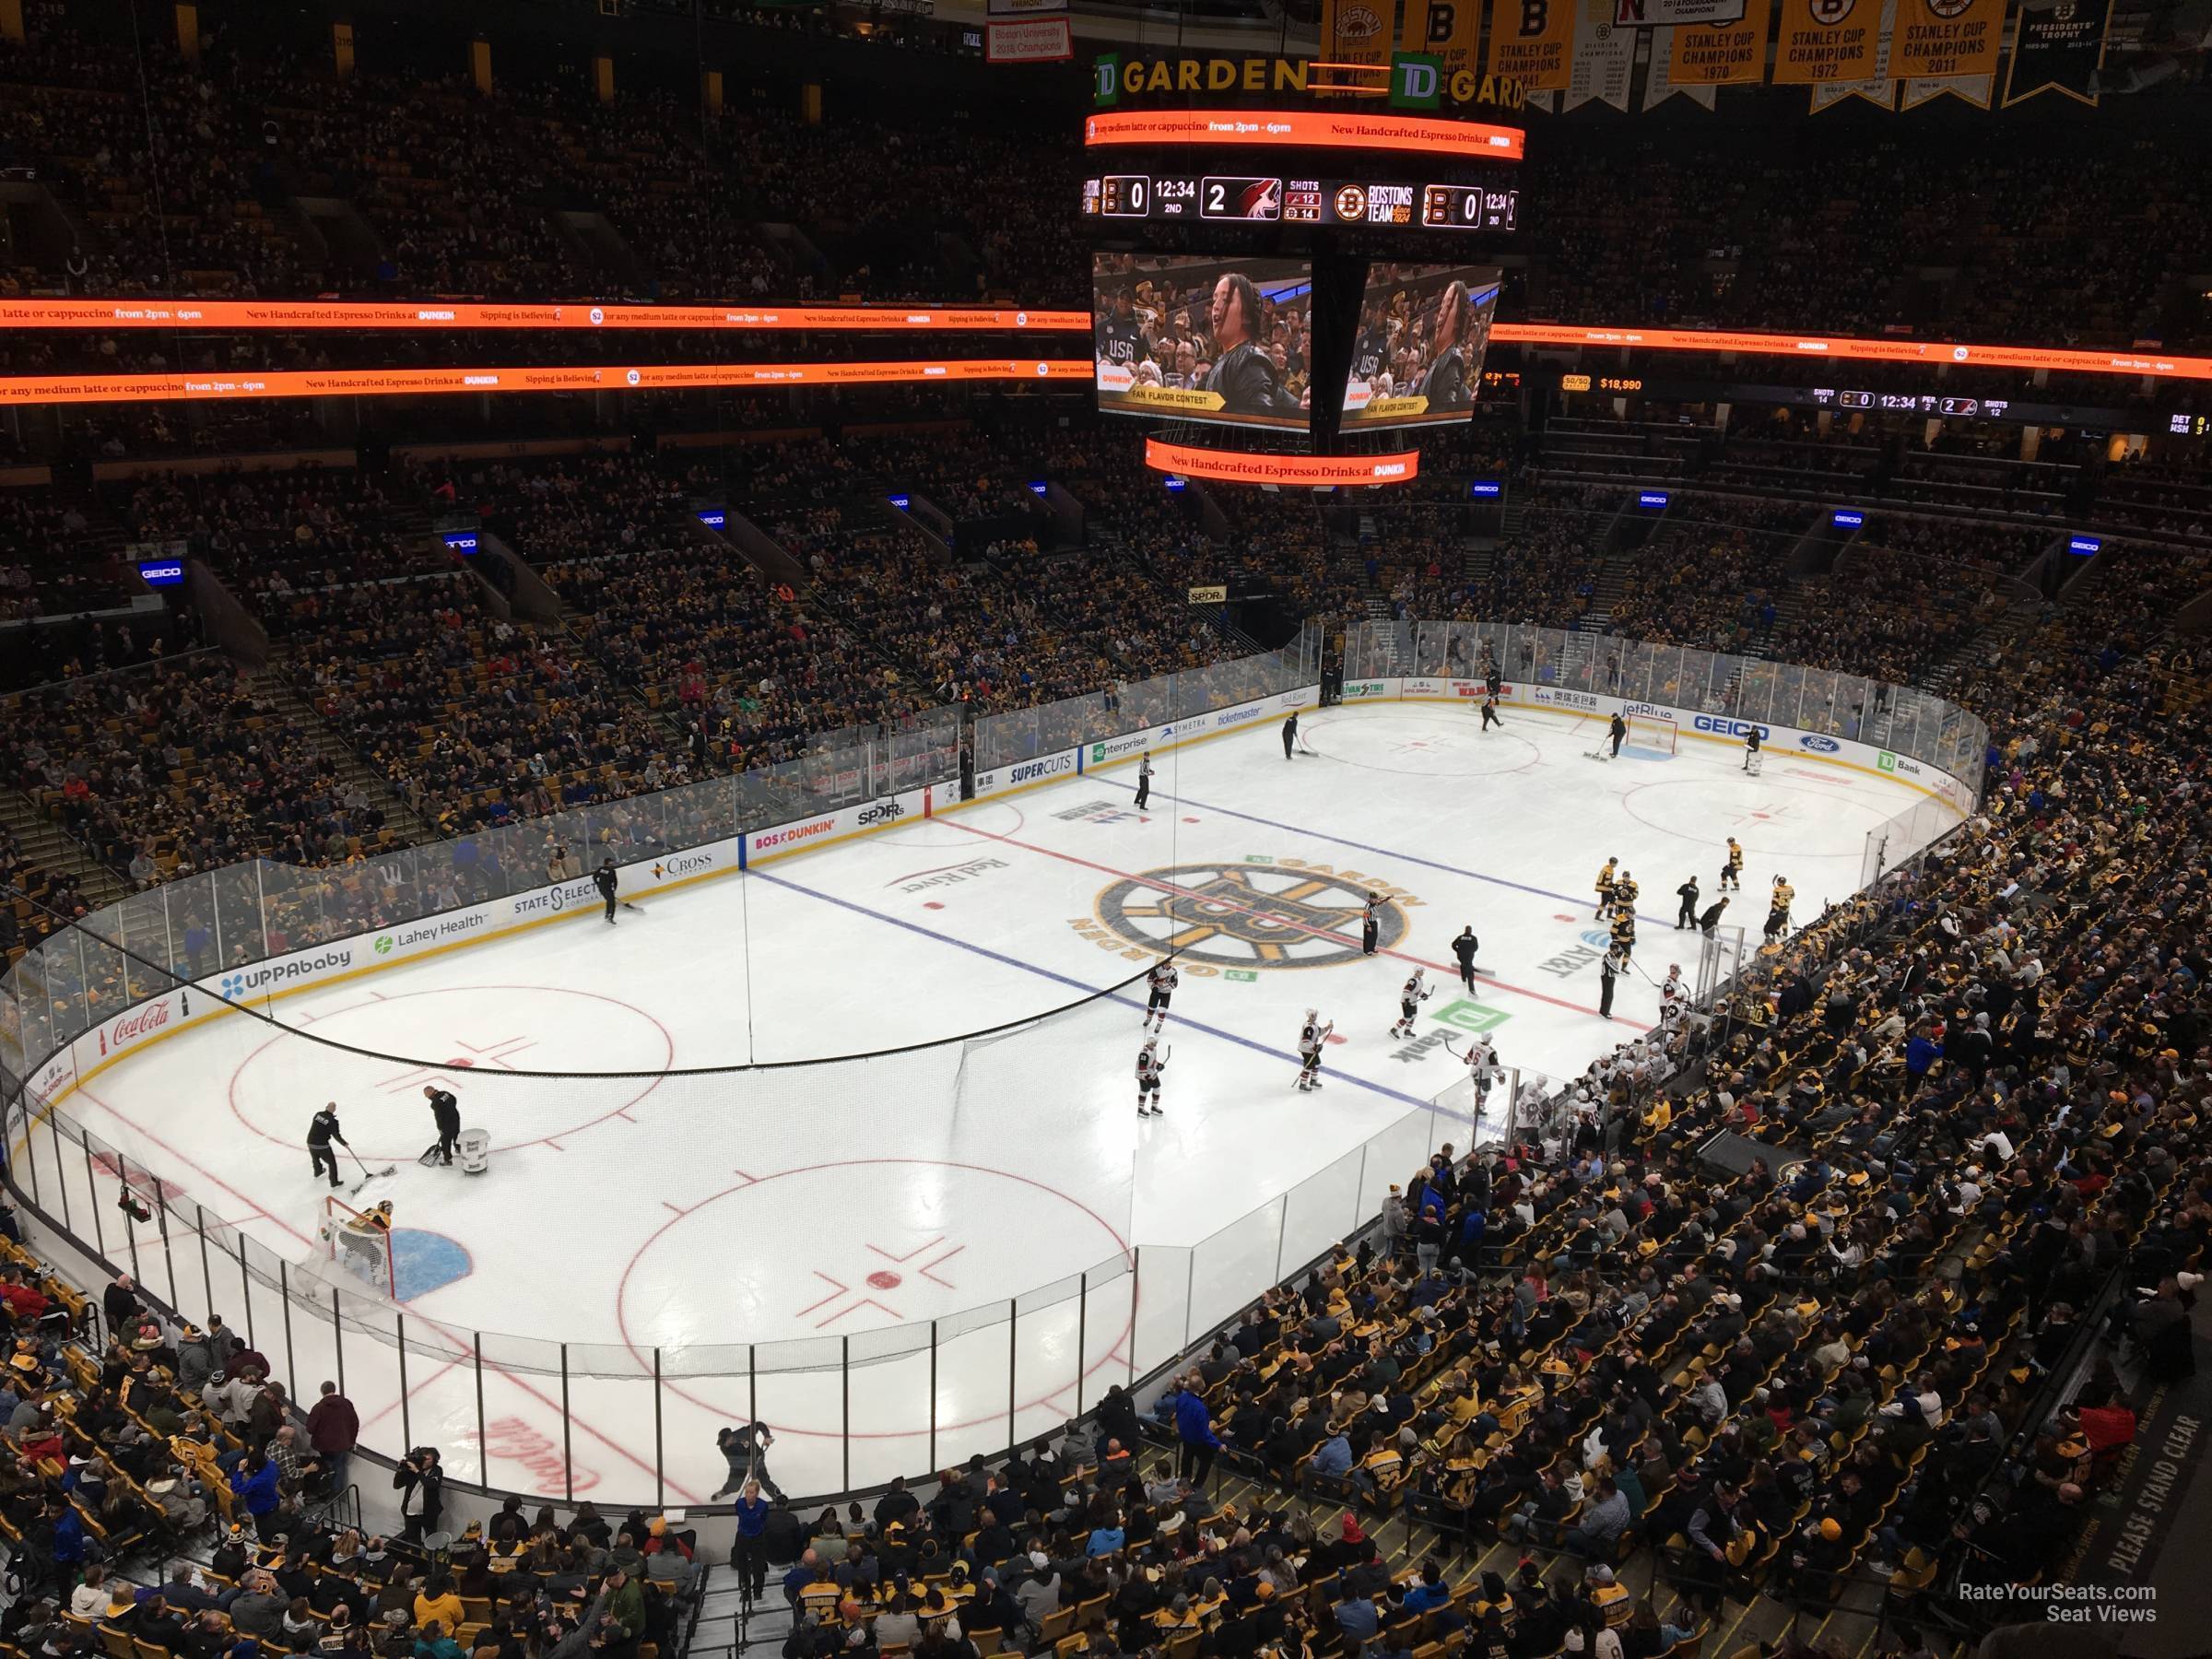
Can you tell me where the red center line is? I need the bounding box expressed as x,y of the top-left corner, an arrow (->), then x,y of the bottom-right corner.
946,820 -> 1643,1027
68,1082 -> 700,1502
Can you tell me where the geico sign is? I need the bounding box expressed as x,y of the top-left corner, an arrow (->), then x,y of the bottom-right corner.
1009,754 -> 1074,784
1693,714 -> 1768,739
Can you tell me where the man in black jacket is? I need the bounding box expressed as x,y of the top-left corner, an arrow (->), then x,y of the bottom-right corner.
423,1086 -> 462,1166
393,1449 -> 443,1544
594,857 -> 619,924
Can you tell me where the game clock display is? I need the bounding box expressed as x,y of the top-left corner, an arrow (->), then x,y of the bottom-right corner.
1083,174 -> 1516,231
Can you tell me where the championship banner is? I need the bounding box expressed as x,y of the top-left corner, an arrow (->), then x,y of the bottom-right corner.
1564,0 -> 1637,108
1611,0 -> 1742,22
1642,0 -> 1769,106
2002,0 -> 2113,104
987,18 -> 1073,61
1398,0 -> 1483,81
1810,0 -> 1896,107
1321,0 -> 1397,79
1487,0 -> 1576,89
1772,0 -> 1880,83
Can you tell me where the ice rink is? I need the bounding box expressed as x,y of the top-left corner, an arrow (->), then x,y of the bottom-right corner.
35,698 -> 1954,1502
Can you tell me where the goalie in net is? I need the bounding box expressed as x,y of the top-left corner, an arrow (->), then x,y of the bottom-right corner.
321,1197 -> 396,1295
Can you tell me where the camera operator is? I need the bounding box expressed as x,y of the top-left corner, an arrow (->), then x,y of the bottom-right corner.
393,1446 -> 444,1543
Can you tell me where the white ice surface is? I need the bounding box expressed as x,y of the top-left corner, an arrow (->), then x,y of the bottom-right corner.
34,701 -> 1948,1503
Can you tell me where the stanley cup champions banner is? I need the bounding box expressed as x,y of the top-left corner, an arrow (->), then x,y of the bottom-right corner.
1772,0 -> 1881,81
1896,0 -> 2004,104
1486,0 -> 1577,89
1643,0 -> 1771,106
1322,0 -> 1400,76
1811,0 -> 1896,107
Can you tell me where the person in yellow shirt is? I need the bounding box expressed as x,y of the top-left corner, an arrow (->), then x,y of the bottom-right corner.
1594,859 -> 1618,919
413,1573 -> 465,1635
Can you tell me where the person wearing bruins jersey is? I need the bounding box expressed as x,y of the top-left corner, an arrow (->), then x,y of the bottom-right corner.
1721,836 -> 1745,892
1764,876 -> 1795,943
1594,858 -> 1618,919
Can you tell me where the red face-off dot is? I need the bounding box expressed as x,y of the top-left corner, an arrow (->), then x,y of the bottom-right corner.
867,1270 -> 902,1290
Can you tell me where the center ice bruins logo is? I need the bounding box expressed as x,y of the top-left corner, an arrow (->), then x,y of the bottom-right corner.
1093,862 -> 1409,970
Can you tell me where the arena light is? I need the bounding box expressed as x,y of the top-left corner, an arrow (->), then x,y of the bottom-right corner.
1082,109 -> 1525,162
0,359 -> 1098,406
0,299 -> 1092,333
1143,439 -> 1419,488
1491,323 -> 2212,382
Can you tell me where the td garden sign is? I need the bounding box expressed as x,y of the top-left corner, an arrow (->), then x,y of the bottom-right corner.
1093,53 -> 1530,113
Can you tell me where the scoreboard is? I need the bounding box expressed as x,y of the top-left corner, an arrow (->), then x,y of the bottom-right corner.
1083,173 -> 1518,232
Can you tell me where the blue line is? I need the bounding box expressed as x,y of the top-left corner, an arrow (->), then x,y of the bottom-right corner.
1132,778 -> 1677,929
750,868 -> 1465,1124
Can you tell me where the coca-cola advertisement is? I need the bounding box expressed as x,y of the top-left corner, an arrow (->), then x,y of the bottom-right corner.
99,995 -> 174,1059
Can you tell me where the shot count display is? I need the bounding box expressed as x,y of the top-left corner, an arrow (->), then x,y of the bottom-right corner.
1083,174 -> 1517,231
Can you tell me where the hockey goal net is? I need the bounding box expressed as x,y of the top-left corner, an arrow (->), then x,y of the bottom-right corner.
1624,714 -> 1678,756
319,1196 -> 395,1295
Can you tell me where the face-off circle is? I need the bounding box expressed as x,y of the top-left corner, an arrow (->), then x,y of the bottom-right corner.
618,1159 -> 1129,1347
226,984 -> 675,1158
1302,712 -> 1538,778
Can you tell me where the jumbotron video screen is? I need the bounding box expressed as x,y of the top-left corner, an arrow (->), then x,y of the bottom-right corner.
1091,253 -> 1312,430
1340,263 -> 1501,430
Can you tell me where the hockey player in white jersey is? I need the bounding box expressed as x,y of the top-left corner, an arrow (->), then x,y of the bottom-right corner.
1389,968 -> 1433,1038
1447,1031 -> 1503,1108
1659,963 -> 1688,1030
1144,958 -> 1181,1032
1135,1037 -> 1168,1117
1295,1008 -> 1335,1091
